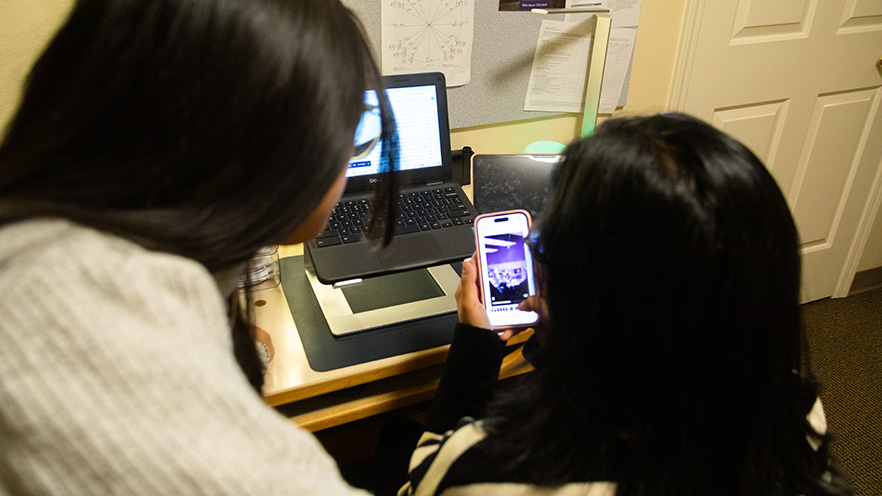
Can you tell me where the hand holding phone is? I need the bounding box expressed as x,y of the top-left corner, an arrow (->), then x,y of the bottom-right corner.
474,210 -> 539,329
454,257 -> 492,329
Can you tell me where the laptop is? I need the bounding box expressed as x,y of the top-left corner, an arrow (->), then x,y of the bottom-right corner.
472,154 -> 561,219
305,72 -> 478,285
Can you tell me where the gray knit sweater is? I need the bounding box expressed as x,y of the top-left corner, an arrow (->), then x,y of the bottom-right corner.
0,219 -> 366,495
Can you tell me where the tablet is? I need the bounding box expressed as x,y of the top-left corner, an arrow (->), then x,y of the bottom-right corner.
472,154 -> 560,219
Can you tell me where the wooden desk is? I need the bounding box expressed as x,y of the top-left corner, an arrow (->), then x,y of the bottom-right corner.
254,186 -> 535,432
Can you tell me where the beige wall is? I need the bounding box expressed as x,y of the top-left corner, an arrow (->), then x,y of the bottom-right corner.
858,207 -> 882,272
0,0 -> 74,131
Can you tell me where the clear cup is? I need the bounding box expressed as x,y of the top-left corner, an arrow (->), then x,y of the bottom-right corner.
240,245 -> 281,289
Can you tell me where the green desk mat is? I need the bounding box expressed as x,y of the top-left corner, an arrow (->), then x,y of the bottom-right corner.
279,256 -> 459,372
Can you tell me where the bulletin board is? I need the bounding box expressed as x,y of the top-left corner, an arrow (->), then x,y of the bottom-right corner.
342,1 -> 576,130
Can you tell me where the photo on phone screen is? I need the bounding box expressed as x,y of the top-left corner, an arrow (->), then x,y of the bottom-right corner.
484,233 -> 531,306
475,210 -> 538,328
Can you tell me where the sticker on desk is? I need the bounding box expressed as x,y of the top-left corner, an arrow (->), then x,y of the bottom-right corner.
254,326 -> 275,367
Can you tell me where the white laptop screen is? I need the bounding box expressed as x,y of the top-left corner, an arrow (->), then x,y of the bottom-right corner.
346,85 -> 443,178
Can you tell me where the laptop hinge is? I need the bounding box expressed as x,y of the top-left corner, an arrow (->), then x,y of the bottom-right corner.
425,180 -> 444,186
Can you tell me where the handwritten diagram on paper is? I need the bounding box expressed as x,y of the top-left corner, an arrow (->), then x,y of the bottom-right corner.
382,0 -> 475,87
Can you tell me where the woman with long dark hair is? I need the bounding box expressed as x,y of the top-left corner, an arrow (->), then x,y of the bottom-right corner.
403,113 -> 849,496
0,0 -> 396,492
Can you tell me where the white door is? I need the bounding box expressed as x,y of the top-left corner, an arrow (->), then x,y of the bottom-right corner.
671,0 -> 882,302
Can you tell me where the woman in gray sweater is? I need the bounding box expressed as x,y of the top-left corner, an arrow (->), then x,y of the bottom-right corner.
0,0 -> 398,493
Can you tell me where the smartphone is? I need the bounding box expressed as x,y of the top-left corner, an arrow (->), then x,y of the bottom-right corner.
474,210 -> 539,329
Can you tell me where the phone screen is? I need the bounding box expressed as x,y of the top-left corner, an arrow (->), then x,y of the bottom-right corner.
475,210 -> 538,328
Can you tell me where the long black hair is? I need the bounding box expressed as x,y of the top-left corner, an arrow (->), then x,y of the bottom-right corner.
0,0 -> 398,392
480,113 -> 848,495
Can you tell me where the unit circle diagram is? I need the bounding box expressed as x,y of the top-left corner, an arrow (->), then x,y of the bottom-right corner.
387,0 -> 470,67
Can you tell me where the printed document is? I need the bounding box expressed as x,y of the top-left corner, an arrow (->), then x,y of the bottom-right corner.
524,19 -> 593,112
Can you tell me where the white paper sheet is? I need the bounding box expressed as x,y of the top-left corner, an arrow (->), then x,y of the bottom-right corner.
524,19 -> 594,113
566,0 -> 641,27
381,0 -> 475,87
606,0 -> 641,28
598,27 -> 636,113
562,0 -> 642,112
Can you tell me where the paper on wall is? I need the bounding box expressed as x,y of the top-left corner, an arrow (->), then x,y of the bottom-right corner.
565,0 -> 641,27
598,27 -> 636,113
524,19 -> 594,113
381,0 -> 475,87
562,0 -> 641,112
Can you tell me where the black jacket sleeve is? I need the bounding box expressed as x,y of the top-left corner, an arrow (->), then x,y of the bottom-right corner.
424,323 -> 507,434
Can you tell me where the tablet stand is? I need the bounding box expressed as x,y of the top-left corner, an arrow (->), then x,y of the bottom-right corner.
304,249 -> 459,336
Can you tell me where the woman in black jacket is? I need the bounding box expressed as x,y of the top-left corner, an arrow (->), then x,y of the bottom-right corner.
403,113 -> 849,496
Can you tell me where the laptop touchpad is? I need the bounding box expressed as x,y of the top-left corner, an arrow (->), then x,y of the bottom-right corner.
377,234 -> 443,267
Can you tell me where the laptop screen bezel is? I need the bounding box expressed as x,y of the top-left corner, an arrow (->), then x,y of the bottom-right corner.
343,72 -> 453,194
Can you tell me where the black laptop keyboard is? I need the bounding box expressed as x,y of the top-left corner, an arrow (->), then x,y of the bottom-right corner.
314,186 -> 474,247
